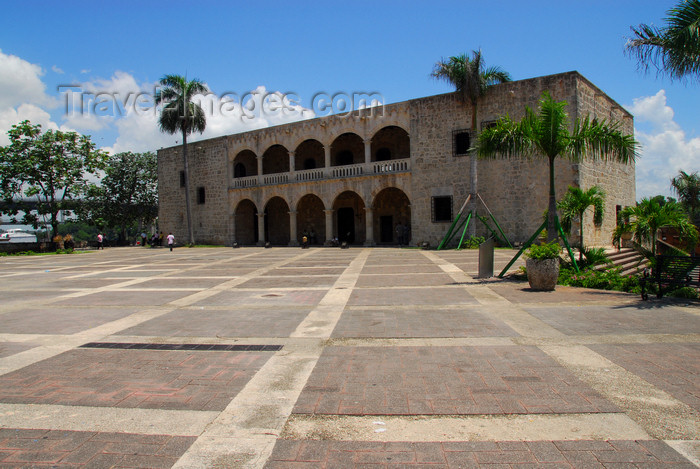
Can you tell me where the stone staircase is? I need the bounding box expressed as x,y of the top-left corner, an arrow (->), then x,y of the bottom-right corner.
601,247 -> 649,276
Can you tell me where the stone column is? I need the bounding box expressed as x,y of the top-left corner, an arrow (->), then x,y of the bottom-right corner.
288,210 -> 298,246
364,207 -> 375,246
230,214 -> 237,246
324,145 -> 331,177
257,155 -> 263,185
364,139 -> 372,165
289,151 -> 296,178
257,213 -> 265,246
324,209 -> 334,244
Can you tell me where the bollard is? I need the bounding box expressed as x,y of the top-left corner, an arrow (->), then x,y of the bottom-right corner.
478,238 -> 495,278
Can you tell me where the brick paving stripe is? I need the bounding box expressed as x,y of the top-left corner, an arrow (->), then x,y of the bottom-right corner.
293,345 -> 619,415
264,439 -> 695,468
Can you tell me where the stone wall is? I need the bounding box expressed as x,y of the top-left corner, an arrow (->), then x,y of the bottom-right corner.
157,71 -> 635,248
408,72 -> 584,245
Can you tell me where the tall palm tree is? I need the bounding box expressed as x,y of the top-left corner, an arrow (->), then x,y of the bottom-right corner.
478,91 -> 638,242
619,197 -> 698,256
431,50 -> 511,235
671,170 -> 700,224
626,0 -> 700,81
557,185 -> 606,261
155,74 -> 207,245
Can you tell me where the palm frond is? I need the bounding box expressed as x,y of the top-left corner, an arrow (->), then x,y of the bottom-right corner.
626,0 -> 700,81
156,74 -> 208,137
431,50 -> 510,105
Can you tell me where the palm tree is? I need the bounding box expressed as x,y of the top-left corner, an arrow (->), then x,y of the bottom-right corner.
478,91 -> 638,242
155,74 -> 207,245
626,0 -> 700,81
557,185 -> 606,261
431,50 -> 511,235
619,197 -> 698,256
671,170 -> 700,224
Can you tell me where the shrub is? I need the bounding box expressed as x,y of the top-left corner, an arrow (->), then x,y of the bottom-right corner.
581,247 -> 610,267
526,241 -> 561,260
558,266 -> 644,294
460,236 -> 485,249
668,287 -> 699,299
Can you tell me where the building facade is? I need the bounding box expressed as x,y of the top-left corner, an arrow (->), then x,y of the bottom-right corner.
157,71 -> 635,248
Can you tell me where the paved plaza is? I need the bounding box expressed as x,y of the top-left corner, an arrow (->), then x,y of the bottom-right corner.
0,246 -> 698,468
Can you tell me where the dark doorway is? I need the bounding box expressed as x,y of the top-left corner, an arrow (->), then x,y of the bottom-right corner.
380,216 -> 393,243
337,207 -> 355,243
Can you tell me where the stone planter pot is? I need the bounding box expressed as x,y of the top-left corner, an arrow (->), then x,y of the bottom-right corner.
620,231 -> 633,249
526,258 -> 560,291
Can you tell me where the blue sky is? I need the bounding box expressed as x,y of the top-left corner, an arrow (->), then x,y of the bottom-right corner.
1,0 -> 698,199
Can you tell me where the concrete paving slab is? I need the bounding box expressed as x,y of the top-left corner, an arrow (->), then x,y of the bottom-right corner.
0,428 -> 196,468
348,286 -> 479,306
293,345 -> 618,415
0,348 -> 274,411
120,306 -> 314,338
0,307 -> 140,334
526,305 -> 700,336
0,247 -> 697,468
265,439 -> 694,468
331,307 -> 518,338
590,343 -> 700,411
0,342 -> 36,359
192,289 -> 328,306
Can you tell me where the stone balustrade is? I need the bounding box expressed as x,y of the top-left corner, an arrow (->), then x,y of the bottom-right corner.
231,158 -> 410,189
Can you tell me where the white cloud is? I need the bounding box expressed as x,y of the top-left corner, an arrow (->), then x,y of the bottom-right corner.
0,51 -> 64,142
0,50 -> 56,109
104,83 -> 315,154
0,55 -> 314,156
60,71 -> 153,133
52,65 -> 64,74
0,104 -> 55,145
627,90 -> 700,200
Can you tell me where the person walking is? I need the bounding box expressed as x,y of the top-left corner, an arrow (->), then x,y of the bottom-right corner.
97,233 -> 104,250
166,232 -> 175,251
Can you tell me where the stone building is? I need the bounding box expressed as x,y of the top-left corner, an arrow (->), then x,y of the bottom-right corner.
157,71 -> 635,248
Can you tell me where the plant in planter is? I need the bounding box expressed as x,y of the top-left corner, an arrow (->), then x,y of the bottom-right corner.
525,241 -> 561,291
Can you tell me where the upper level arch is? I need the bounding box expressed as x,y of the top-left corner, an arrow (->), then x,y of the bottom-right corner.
232,149 -> 258,178
262,144 -> 290,175
330,132 -> 363,167
370,126 -> 410,162
294,139 -> 324,171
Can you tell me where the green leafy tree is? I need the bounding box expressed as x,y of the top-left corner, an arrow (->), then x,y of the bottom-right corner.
619,197 -> 698,256
431,50 -> 511,235
671,170 -> 700,224
78,152 -> 158,242
557,185 -> 606,261
0,120 -> 108,238
626,0 -> 700,81
477,91 -> 638,242
155,74 -> 207,245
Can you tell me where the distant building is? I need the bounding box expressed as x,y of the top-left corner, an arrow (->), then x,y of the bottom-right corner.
157,71 -> 635,247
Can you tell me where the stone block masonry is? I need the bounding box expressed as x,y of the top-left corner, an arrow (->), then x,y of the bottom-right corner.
158,71 -> 635,247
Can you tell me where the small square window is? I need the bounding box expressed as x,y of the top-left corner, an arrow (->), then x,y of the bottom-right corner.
432,196 -> 452,222
453,130 -> 471,156
179,171 -> 185,188
197,187 -> 206,205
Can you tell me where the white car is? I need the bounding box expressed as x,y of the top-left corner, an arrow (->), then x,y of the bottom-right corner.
0,229 -> 38,243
